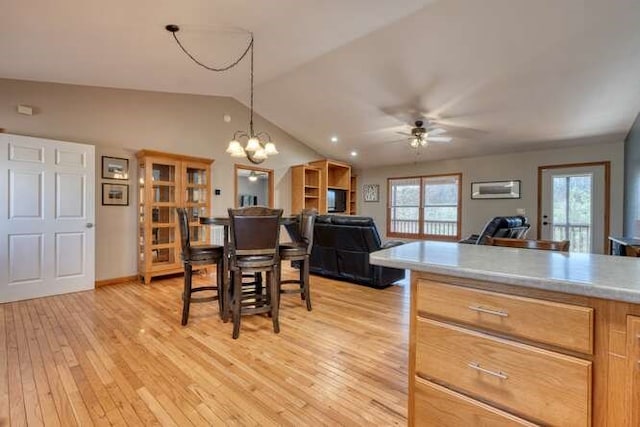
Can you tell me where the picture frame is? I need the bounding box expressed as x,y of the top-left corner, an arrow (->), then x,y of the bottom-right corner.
102,156 -> 129,180
363,184 -> 380,202
102,183 -> 129,206
471,180 -> 521,199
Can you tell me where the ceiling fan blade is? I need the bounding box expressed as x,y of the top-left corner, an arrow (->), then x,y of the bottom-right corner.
426,136 -> 453,143
426,127 -> 447,136
395,131 -> 413,137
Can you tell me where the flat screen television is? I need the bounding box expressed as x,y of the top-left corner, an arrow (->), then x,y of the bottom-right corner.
327,189 -> 347,213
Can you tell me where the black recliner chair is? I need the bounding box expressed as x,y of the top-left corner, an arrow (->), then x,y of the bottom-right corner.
459,215 -> 530,245
309,215 -> 405,288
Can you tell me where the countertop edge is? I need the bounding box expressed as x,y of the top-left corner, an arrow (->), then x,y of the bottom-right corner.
370,253 -> 640,304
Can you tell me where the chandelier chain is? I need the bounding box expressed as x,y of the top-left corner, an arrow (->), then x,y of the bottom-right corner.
249,37 -> 254,135
169,30 -> 254,72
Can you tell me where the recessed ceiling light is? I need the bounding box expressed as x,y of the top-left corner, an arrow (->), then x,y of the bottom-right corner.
331,136 -> 339,143
350,151 -> 358,157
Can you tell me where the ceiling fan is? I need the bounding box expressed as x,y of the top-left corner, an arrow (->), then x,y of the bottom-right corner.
397,120 -> 453,148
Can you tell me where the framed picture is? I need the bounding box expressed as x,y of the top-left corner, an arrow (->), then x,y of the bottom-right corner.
363,184 -> 380,202
102,183 -> 129,206
471,180 -> 521,199
102,156 -> 129,180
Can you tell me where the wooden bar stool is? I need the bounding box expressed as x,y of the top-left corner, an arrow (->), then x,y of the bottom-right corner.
280,209 -> 317,311
177,208 -> 224,325
228,206 -> 283,339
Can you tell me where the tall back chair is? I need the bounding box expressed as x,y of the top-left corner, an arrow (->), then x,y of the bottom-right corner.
228,206 -> 283,339
486,237 -> 570,252
176,208 -> 224,325
280,209 -> 317,311
625,245 -> 640,257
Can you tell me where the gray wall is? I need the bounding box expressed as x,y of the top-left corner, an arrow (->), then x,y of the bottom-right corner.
624,113 -> 640,238
0,78 -> 321,280
356,142 -> 624,242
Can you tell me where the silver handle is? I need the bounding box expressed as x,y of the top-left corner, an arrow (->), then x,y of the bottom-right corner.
468,305 -> 509,317
86,223 -> 94,228
468,362 -> 508,380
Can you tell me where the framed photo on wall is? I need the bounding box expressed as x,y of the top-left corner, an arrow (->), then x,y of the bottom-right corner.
102,183 -> 129,206
471,180 -> 521,199
102,156 -> 129,180
363,184 -> 380,202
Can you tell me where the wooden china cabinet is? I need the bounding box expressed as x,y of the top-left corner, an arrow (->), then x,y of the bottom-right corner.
136,150 -> 214,284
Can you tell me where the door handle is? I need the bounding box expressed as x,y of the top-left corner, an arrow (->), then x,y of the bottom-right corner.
542,221 -> 549,226
86,223 -> 94,228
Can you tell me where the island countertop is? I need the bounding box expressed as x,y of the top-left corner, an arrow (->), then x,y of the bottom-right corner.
370,241 -> 640,304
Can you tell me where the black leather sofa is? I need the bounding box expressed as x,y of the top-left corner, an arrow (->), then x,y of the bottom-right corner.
459,215 -> 530,245
309,215 -> 405,288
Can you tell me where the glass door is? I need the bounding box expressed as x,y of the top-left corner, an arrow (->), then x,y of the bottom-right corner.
540,165 -> 607,253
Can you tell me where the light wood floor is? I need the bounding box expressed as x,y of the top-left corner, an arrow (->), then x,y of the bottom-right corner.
0,267 -> 409,426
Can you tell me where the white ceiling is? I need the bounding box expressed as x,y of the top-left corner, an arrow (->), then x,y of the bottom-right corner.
2,0 -> 640,167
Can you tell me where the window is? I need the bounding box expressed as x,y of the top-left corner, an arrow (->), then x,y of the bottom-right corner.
387,173 -> 461,240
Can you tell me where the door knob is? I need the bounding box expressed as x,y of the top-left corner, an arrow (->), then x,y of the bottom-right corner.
542,221 -> 549,226
86,223 -> 94,228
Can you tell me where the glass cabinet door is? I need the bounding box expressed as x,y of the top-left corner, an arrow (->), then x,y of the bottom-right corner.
150,161 -> 178,266
184,163 -> 210,245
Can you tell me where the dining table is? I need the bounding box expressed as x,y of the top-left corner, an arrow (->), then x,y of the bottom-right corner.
199,215 -> 297,320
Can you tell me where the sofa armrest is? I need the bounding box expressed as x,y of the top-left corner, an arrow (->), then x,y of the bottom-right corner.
381,240 -> 404,249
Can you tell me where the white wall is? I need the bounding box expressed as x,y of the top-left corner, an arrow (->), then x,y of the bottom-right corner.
0,78 -> 321,280
355,142 -> 625,241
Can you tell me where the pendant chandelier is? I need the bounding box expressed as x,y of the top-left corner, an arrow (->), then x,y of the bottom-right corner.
166,25 -> 277,164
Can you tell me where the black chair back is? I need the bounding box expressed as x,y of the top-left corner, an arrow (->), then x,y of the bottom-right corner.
228,206 -> 283,257
299,209 -> 317,255
176,207 -> 191,258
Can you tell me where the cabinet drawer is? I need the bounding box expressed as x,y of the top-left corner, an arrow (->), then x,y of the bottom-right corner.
416,318 -> 591,426
413,377 -> 537,426
416,279 -> 594,354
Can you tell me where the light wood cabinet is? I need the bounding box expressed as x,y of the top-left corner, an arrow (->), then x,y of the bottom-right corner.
414,378 -> 537,426
291,159 -> 353,214
350,175 -> 357,215
291,165 -> 321,213
628,315 -> 640,426
416,279 -> 594,354
137,150 -> 213,285
409,272 -> 640,426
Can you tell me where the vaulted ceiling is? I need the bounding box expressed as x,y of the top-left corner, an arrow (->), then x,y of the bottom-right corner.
2,0 -> 640,167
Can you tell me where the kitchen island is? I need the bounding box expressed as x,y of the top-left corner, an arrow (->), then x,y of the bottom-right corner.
370,241 -> 640,426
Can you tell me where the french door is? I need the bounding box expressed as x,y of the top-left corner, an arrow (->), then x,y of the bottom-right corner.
0,133 -> 95,302
539,164 -> 608,254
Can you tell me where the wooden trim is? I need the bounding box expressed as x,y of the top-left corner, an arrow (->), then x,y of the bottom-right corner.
135,149 -> 214,164
536,161 -> 611,252
234,164 -> 275,208
387,173 -> 462,240
95,275 -> 138,288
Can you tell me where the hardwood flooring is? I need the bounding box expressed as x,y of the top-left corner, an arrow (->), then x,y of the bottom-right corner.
0,267 -> 409,426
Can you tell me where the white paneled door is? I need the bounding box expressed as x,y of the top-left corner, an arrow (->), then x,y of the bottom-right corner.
0,133 -> 95,303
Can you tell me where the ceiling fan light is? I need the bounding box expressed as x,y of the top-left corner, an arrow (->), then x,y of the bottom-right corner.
245,137 -> 261,152
248,171 -> 258,182
264,142 -> 278,155
409,138 -> 420,149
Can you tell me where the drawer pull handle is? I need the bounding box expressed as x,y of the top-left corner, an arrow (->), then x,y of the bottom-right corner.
468,305 -> 509,317
468,362 -> 509,380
